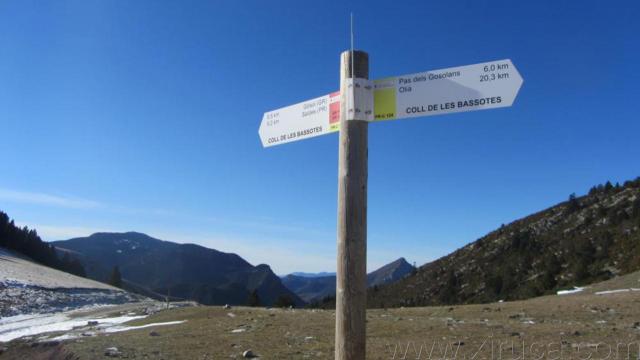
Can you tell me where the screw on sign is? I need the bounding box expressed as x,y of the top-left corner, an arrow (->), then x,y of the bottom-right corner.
258,51 -> 523,360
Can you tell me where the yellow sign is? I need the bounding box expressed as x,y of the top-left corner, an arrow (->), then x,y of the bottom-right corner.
373,78 -> 397,121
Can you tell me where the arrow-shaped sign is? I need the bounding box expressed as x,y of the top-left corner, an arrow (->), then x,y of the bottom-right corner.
259,59 -> 523,147
373,59 -> 523,121
258,91 -> 340,147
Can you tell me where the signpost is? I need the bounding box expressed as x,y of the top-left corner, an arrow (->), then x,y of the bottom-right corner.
259,51 -> 523,360
335,50 -> 369,360
258,91 -> 340,147
373,59 -> 522,121
259,59 -> 523,147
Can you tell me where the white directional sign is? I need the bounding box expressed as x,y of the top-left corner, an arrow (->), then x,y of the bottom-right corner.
372,59 -> 523,121
258,92 -> 340,147
259,59 -> 523,147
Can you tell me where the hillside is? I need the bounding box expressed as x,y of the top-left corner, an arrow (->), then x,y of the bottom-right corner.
52,232 -> 304,307
0,211 -> 86,278
282,258 -> 414,303
368,178 -> 640,308
0,247 -> 142,317
281,274 -> 336,303
367,257 -> 415,287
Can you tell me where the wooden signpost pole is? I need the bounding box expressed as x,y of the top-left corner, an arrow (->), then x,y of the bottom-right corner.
335,49 -> 369,360
259,37 -> 522,360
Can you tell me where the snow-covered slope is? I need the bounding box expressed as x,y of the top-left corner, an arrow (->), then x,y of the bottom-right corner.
0,247 -> 144,317
0,247 -> 116,290
0,301 -> 184,343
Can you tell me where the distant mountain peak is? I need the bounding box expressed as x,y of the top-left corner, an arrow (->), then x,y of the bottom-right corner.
281,258 -> 416,303
388,257 -> 410,266
367,257 -> 415,287
82,231 -> 161,244
52,232 -> 305,307
89,231 -> 150,237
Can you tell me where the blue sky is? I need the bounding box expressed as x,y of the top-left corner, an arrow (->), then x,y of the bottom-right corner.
1,0 -> 638,274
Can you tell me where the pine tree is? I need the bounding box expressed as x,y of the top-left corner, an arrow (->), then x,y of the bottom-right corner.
0,210 -> 86,277
274,294 -> 295,308
540,255 -> 561,289
247,289 -> 261,307
567,193 -> 579,213
604,181 -> 614,192
438,269 -> 459,303
109,266 -> 122,288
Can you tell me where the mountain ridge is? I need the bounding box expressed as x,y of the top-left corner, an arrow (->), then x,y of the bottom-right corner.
281,257 -> 415,303
52,232 -> 305,307
284,272 -> 336,278
368,178 -> 640,308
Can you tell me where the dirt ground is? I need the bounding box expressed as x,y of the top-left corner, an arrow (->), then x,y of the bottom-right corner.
2,274 -> 640,359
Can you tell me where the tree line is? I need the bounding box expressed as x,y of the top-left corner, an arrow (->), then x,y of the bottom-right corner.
0,210 -> 86,278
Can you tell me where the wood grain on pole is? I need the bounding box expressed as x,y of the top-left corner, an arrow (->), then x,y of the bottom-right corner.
336,50 -> 369,360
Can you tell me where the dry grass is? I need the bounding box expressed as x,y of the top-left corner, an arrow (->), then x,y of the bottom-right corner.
59,291 -> 640,359
3,272 -> 639,359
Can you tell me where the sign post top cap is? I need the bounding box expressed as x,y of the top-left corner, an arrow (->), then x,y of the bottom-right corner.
341,51 -> 369,80
341,49 -> 369,57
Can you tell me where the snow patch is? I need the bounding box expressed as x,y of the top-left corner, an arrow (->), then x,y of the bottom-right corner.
0,312 -> 145,342
0,247 -> 143,318
104,320 -> 186,333
0,247 -> 117,290
557,287 -> 584,295
595,288 -> 640,295
0,281 -> 143,317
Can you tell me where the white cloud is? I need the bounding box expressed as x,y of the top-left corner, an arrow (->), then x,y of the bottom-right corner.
1,188 -> 341,273
17,221 -> 414,275
0,188 -> 179,220
13,221 -> 334,274
0,189 -> 102,209
15,223 -> 114,241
